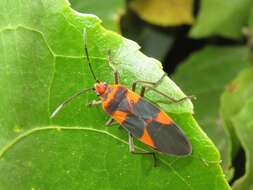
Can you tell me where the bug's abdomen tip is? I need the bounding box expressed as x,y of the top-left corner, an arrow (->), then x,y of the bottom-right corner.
147,122 -> 192,156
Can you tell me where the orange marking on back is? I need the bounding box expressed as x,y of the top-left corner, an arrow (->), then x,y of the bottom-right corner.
139,128 -> 155,148
126,90 -> 140,104
102,85 -> 119,108
155,111 -> 172,125
111,111 -> 128,124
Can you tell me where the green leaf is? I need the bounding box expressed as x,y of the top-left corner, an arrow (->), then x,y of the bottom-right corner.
232,97 -> 253,190
130,0 -> 194,26
190,0 -> 252,39
250,5 -> 253,33
121,17 -> 174,61
69,0 -> 125,32
173,46 -> 250,178
220,68 -> 253,189
220,67 -> 253,156
0,0 -> 230,189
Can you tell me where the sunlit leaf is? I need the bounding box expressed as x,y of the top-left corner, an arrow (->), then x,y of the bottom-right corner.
130,0 -> 193,26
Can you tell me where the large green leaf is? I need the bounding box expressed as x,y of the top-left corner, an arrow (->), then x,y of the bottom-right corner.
190,0 -> 252,39
232,97 -> 253,190
250,4 -> 253,37
69,0 -> 125,32
173,46 -> 250,178
220,68 -> 253,190
0,0 -> 230,189
220,67 -> 253,157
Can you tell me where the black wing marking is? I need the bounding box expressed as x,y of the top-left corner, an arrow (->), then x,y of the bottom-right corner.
117,96 -> 160,119
132,98 -> 160,119
117,98 -> 159,138
115,92 -> 191,155
147,121 -> 192,155
121,114 -> 145,138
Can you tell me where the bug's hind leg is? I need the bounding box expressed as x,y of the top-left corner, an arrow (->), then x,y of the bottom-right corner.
131,73 -> 166,92
131,73 -> 165,98
128,132 -> 158,166
142,85 -> 196,104
131,73 -> 195,103
108,50 -> 120,84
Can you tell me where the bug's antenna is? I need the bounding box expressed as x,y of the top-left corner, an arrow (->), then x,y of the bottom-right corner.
50,87 -> 94,118
83,29 -> 98,82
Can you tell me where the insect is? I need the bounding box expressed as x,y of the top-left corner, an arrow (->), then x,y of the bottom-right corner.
51,30 -> 192,163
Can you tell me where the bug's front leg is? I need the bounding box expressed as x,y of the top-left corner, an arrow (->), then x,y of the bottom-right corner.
87,100 -> 102,107
128,132 -> 157,166
87,100 -> 118,127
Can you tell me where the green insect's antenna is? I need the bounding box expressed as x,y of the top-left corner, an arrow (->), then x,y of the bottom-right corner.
50,87 -> 94,118
83,29 -> 98,82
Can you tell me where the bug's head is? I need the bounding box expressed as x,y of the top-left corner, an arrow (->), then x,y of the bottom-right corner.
94,82 -> 108,96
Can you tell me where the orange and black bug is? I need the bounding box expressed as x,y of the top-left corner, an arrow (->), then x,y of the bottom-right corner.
51,30 -> 192,162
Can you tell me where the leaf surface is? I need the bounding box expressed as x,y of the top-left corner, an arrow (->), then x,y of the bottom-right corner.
232,97 -> 253,190
220,68 -> 253,190
173,46 -> 250,178
0,0 -> 230,189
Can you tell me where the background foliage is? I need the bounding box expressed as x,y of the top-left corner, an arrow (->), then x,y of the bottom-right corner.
1,0 -> 253,189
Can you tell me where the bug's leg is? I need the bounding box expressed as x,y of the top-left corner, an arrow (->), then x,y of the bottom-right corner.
140,86 -> 146,97
131,73 -> 167,92
105,117 -> 118,126
108,50 -> 120,84
128,132 -> 157,166
87,100 -> 117,127
87,100 -> 102,107
142,85 -> 196,104
105,118 -> 122,130
131,73 -> 195,103
105,118 -> 114,126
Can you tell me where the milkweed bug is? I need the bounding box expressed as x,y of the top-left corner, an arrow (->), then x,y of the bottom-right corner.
51,30 -> 193,164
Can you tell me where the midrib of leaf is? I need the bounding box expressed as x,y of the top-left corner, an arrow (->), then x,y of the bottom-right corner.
0,126 -> 128,158
0,25 -> 110,128
0,125 -> 195,189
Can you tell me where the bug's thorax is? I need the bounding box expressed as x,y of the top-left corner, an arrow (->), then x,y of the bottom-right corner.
98,84 -> 128,112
